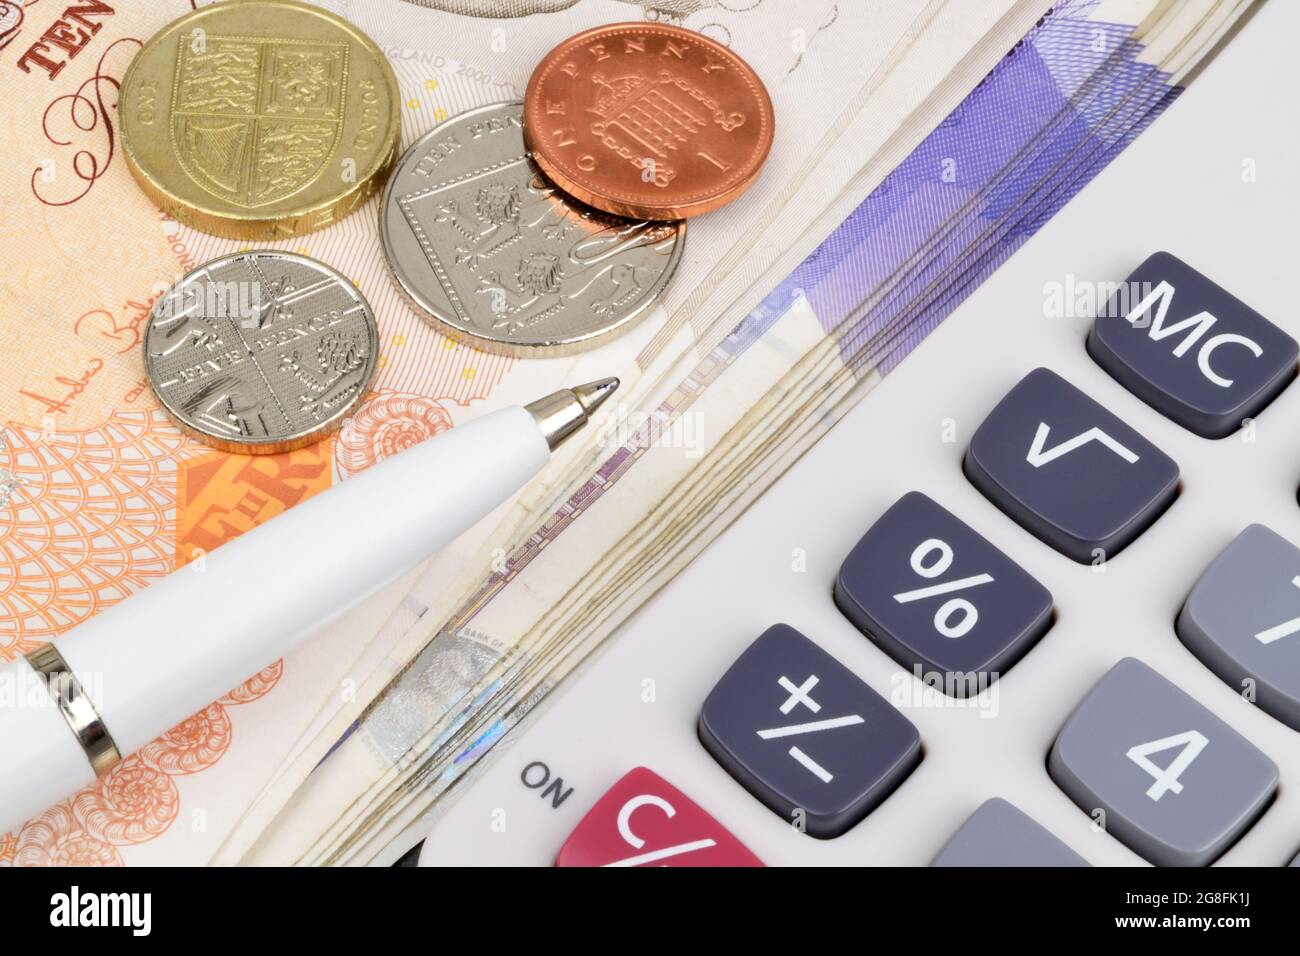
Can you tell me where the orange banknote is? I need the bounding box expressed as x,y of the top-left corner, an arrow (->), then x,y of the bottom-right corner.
0,0 -> 538,865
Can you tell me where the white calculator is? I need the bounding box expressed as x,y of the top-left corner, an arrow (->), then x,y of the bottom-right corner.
413,0 -> 1300,867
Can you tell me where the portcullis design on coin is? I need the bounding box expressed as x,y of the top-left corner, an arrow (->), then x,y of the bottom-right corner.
120,0 -> 401,240
380,102 -> 684,357
144,251 -> 380,454
524,22 -> 775,220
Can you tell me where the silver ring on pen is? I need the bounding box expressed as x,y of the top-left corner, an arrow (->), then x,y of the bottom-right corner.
24,643 -> 121,778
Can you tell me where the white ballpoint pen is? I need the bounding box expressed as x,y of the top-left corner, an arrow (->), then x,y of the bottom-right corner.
0,378 -> 618,833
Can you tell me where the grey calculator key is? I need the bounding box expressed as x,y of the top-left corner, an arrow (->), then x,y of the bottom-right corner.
1049,658 -> 1277,867
834,492 -> 1052,691
698,624 -> 921,839
964,367 -> 1179,563
1178,524 -> 1300,731
1087,252 -> 1298,439
931,798 -> 1089,867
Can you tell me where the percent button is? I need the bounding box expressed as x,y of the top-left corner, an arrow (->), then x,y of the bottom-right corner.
835,492 -> 1053,693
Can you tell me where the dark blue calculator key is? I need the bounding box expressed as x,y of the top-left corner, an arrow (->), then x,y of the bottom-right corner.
931,798 -> 1089,867
834,492 -> 1052,692
698,624 -> 920,839
964,367 -> 1179,564
1087,251 -> 1298,439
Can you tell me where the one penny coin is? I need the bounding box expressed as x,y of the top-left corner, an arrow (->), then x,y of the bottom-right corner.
524,23 -> 774,220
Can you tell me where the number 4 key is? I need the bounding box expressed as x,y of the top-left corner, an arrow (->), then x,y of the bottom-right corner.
1049,658 -> 1277,866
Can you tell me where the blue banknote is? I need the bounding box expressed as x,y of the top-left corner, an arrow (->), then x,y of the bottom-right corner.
753,0 -> 1181,375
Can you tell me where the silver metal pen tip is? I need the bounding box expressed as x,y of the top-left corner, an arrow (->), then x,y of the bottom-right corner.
525,377 -> 621,452
572,377 -> 620,415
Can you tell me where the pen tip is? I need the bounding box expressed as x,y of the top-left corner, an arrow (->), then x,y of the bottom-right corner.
572,377 -> 619,415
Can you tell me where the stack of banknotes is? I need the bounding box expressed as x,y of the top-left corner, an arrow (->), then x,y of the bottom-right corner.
0,0 -> 1254,866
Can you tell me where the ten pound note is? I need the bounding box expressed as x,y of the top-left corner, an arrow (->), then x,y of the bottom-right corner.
0,0 -> 531,866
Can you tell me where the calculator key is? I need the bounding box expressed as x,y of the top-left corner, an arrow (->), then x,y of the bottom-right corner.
1177,524 -> 1300,731
964,367 -> 1179,563
834,492 -> 1052,691
698,623 -> 921,839
554,767 -> 763,867
931,798 -> 1089,867
1087,252 -> 1298,439
1049,658 -> 1277,867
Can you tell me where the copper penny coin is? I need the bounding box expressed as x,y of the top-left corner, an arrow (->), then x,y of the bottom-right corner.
524,22 -> 774,220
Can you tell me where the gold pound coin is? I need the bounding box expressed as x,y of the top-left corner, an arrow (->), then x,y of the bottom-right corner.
120,0 -> 400,240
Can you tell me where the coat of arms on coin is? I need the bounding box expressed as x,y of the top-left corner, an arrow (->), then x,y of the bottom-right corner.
121,0 -> 400,240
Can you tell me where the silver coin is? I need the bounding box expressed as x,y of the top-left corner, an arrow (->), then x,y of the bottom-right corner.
379,101 -> 684,357
143,251 -> 380,454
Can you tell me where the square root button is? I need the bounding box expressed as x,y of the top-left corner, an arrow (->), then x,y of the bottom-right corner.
834,492 -> 1052,692
698,624 -> 921,839
1087,252 -> 1297,438
964,368 -> 1179,564
1177,524 -> 1300,732
1049,658 -> 1277,867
